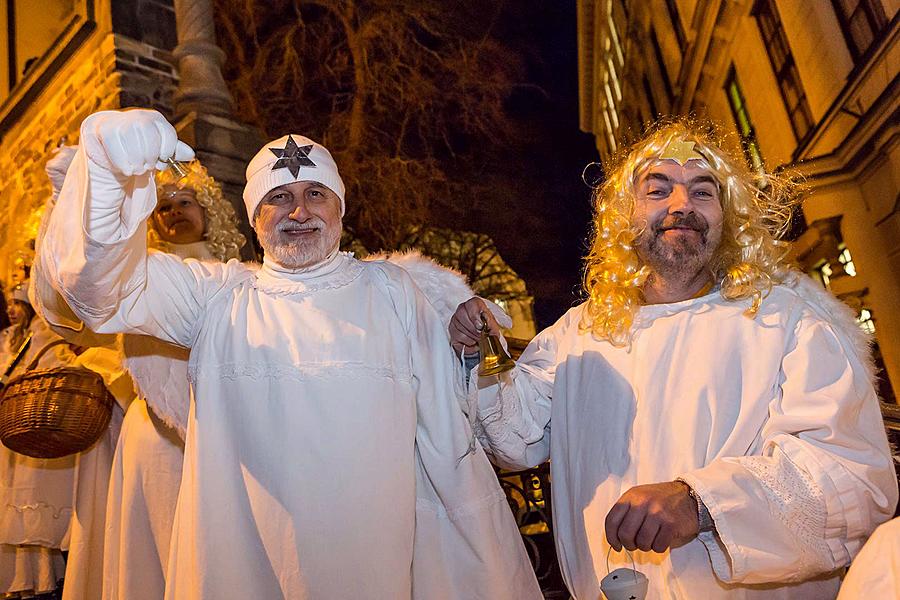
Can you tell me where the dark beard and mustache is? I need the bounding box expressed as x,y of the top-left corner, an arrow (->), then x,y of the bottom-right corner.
636,212 -> 720,279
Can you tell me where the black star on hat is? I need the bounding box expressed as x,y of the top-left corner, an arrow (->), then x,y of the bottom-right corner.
269,135 -> 316,178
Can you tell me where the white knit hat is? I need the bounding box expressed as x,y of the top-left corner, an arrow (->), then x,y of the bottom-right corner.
242,135 -> 346,226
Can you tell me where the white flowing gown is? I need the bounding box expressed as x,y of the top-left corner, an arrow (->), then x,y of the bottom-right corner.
39,137 -> 541,599
469,277 -> 898,599
0,319 -> 77,596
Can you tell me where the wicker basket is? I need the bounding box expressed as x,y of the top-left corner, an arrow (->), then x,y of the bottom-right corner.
0,367 -> 114,459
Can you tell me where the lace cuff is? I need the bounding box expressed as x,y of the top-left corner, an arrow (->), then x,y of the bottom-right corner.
681,445 -> 832,583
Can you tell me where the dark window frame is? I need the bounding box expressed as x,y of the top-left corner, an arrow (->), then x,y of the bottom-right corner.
724,65 -> 764,171
831,0 -> 888,61
0,0 -> 96,132
753,0 -> 815,143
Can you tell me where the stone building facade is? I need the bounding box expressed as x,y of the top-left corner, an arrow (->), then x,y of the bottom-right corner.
0,2 -> 182,276
0,0 -> 263,279
0,0 -> 537,335
577,0 -> 899,400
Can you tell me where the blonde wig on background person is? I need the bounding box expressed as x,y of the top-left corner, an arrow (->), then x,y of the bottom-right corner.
152,160 -> 246,261
581,119 -> 803,347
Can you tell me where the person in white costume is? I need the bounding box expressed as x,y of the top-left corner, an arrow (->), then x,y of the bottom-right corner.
24,146 -> 136,600
33,150 -> 244,600
0,282 -> 76,598
836,515 -> 900,598
0,273 -> 129,600
450,121 -> 898,599
37,108 -> 541,599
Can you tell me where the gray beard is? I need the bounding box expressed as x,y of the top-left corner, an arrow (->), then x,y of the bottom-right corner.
257,227 -> 340,270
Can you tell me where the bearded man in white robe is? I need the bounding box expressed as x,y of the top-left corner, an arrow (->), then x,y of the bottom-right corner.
450,122 -> 898,599
38,108 -> 541,599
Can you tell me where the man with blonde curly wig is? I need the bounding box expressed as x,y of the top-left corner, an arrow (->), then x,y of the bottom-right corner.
451,121 -> 897,599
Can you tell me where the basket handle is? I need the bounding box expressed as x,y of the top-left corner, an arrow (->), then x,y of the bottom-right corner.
0,331 -> 33,386
23,340 -> 69,373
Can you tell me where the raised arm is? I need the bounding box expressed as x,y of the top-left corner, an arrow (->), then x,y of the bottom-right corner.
38,109 -> 207,347
449,297 -> 555,470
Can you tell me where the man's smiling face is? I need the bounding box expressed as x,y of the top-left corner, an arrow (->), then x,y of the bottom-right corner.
254,181 -> 342,269
632,159 -> 724,279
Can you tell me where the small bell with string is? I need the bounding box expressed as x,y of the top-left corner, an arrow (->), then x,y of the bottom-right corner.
600,549 -> 648,600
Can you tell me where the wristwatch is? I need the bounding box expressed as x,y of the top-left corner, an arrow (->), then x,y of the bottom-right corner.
682,482 -> 716,534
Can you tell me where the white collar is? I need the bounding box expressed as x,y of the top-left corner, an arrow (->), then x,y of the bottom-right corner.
254,250 -> 364,296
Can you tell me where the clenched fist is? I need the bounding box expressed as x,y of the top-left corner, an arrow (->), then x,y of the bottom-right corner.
449,297 -> 501,356
80,109 -> 194,177
605,481 -> 699,553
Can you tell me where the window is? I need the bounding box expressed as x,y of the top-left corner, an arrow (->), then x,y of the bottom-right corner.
754,0 -> 814,142
2,0 -> 83,100
813,243 -> 857,288
857,307 -> 875,334
838,244 -> 857,276
0,0 -> 94,127
815,260 -> 835,288
665,0 -> 687,52
725,66 -> 764,172
832,0 -> 888,60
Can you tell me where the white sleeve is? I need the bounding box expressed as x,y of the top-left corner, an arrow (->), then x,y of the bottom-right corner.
38,138 -> 207,347
678,318 -> 898,585
468,326 -> 556,470
382,267 -> 542,600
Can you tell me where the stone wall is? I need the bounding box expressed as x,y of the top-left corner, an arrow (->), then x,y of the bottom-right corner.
0,23 -> 181,284
0,33 -> 120,283
115,34 -> 179,117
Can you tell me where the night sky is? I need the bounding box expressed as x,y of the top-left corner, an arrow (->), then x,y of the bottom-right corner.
218,0 -> 600,331
442,1 -> 599,330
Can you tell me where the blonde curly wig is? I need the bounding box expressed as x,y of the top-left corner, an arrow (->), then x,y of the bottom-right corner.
581,119 -> 802,347
152,160 -> 246,262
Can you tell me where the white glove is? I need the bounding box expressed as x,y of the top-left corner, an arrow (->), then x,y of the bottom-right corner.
80,109 -> 194,177
77,109 -> 194,242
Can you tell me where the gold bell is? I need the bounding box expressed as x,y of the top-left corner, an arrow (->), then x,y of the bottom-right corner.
163,156 -> 189,180
478,313 -> 515,376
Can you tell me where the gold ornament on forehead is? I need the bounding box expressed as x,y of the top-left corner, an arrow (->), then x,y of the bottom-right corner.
658,139 -> 706,165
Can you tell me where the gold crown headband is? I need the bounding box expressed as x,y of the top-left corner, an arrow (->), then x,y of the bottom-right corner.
657,138 -> 708,165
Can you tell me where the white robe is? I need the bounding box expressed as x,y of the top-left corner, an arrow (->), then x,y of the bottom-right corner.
470,279 -> 898,599
30,173 -> 187,600
40,143 -> 541,599
2,306 -> 129,600
101,241 -> 210,600
61,343 -> 129,600
0,319 -> 77,595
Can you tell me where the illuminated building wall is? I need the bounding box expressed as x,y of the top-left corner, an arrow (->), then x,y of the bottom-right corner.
578,0 -> 900,400
0,1 -> 179,284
